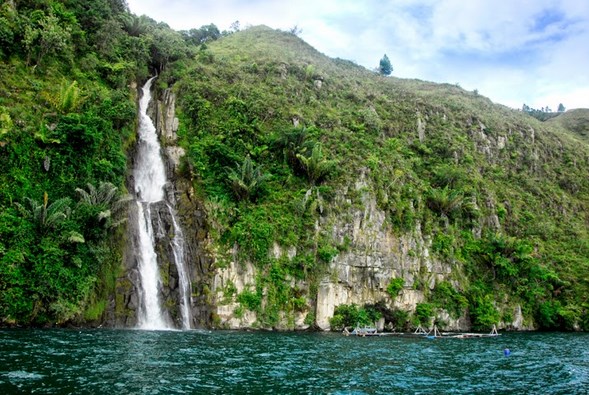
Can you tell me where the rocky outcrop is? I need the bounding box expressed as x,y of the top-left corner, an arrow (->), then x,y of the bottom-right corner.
313,171 -> 454,330
209,169 -> 472,331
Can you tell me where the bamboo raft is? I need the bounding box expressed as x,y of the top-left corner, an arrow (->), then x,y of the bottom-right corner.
411,324 -> 501,339
343,324 -> 500,339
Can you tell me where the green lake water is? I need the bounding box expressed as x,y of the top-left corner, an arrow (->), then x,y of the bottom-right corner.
1,329 -> 588,394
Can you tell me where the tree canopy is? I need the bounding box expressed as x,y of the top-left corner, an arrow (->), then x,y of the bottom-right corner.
379,54 -> 392,75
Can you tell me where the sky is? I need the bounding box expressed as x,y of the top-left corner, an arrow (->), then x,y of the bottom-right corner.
126,0 -> 589,111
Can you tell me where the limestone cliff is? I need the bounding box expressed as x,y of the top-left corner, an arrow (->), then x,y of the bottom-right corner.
126,83 -> 536,332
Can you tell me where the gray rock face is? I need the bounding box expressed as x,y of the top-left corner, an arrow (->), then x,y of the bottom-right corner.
108,84 -> 214,329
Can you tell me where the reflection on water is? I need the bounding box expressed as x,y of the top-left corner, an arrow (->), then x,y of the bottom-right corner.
0,329 -> 588,394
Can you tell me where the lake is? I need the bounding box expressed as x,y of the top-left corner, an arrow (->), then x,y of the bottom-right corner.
1,329 -> 587,394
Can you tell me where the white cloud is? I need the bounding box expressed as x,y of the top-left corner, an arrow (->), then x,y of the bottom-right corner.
126,0 -> 589,109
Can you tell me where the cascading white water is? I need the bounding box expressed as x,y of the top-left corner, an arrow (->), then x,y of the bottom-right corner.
169,206 -> 192,330
133,77 -> 192,330
135,202 -> 168,329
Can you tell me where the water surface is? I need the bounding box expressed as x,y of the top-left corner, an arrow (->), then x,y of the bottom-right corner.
1,329 -> 587,394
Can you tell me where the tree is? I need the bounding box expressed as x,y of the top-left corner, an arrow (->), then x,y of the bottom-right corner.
181,24 -> 220,45
557,103 -> 566,112
14,192 -> 71,234
296,143 -> 337,185
76,182 -> 132,229
227,156 -> 270,202
379,54 -> 392,76
23,12 -> 73,67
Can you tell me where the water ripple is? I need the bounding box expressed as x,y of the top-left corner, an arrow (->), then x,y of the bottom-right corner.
1,329 -> 589,394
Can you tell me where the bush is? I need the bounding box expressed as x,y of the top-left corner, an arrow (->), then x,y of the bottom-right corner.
386,278 -> 405,299
414,303 -> 434,326
468,293 -> 500,331
237,289 -> 262,312
431,281 -> 468,318
329,303 -> 382,330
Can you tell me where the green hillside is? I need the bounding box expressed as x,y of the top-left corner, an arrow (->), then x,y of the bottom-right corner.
1,1 -> 588,330
0,0 -> 175,325
547,109 -> 589,142
174,26 -> 589,330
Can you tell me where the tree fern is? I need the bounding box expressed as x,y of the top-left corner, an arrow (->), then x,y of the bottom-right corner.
59,80 -> 80,113
226,156 -> 270,202
14,192 -> 71,233
76,182 -> 132,229
426,186 -> 463,220
296,143 -> 337,185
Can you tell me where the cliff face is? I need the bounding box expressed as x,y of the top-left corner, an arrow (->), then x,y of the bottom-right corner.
210,172 -> 469,331
108,27 -> 589,333
109,84 -> 215,328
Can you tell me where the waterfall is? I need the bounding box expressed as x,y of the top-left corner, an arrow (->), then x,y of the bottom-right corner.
169,205 -> 192,330
133,77 -> 192,330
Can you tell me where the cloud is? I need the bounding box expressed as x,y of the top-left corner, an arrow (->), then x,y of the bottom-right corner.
126,0 -> 589,109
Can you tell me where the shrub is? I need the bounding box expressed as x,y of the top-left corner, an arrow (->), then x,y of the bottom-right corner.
431,281 -> 468,318
386,278 -> 405,299
329,303 -> 382,330
414,303 -> 434,326
237,289 -> 262,312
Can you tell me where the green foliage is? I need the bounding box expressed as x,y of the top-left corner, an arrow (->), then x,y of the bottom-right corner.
0,0 -> 142,325
14,192 -> 71,234
0,106 -> 12,142
378,54 -> 392,76
330,304 -> 382,330
228,207 -> 276,264
467,282 -> 500,331
389,309 -> 410,331
296,143 -> 337,185
431,281 -> 468,318
317,244 -> 338,263
75,182 -> 132,231
54,80 -> 81,113
237,288 -> 262,312
181,24 -> 221,45
23,10 -> 74,67
414,303 -> 434,326
426,186 -> 463,221
226,156 -> 270,202
386,278 -> 405,299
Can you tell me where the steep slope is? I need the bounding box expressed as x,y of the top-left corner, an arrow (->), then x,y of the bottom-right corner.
0,0 -> 191,326
172,26 -> 589,331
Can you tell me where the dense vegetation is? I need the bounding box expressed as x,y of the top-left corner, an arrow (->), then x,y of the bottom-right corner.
173,26 -> 589,331
1,2 -> 588,330
0,0 -> 178,325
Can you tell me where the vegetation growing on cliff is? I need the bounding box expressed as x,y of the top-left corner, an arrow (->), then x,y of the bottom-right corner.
174,26 -> 589,330
0,0 -> 160,325
2,2 -> 589,331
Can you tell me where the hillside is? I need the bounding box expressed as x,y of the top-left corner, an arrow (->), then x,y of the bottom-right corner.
172,26 -> 589,331
1,1 -> 588,331
547,109 -> 589,143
